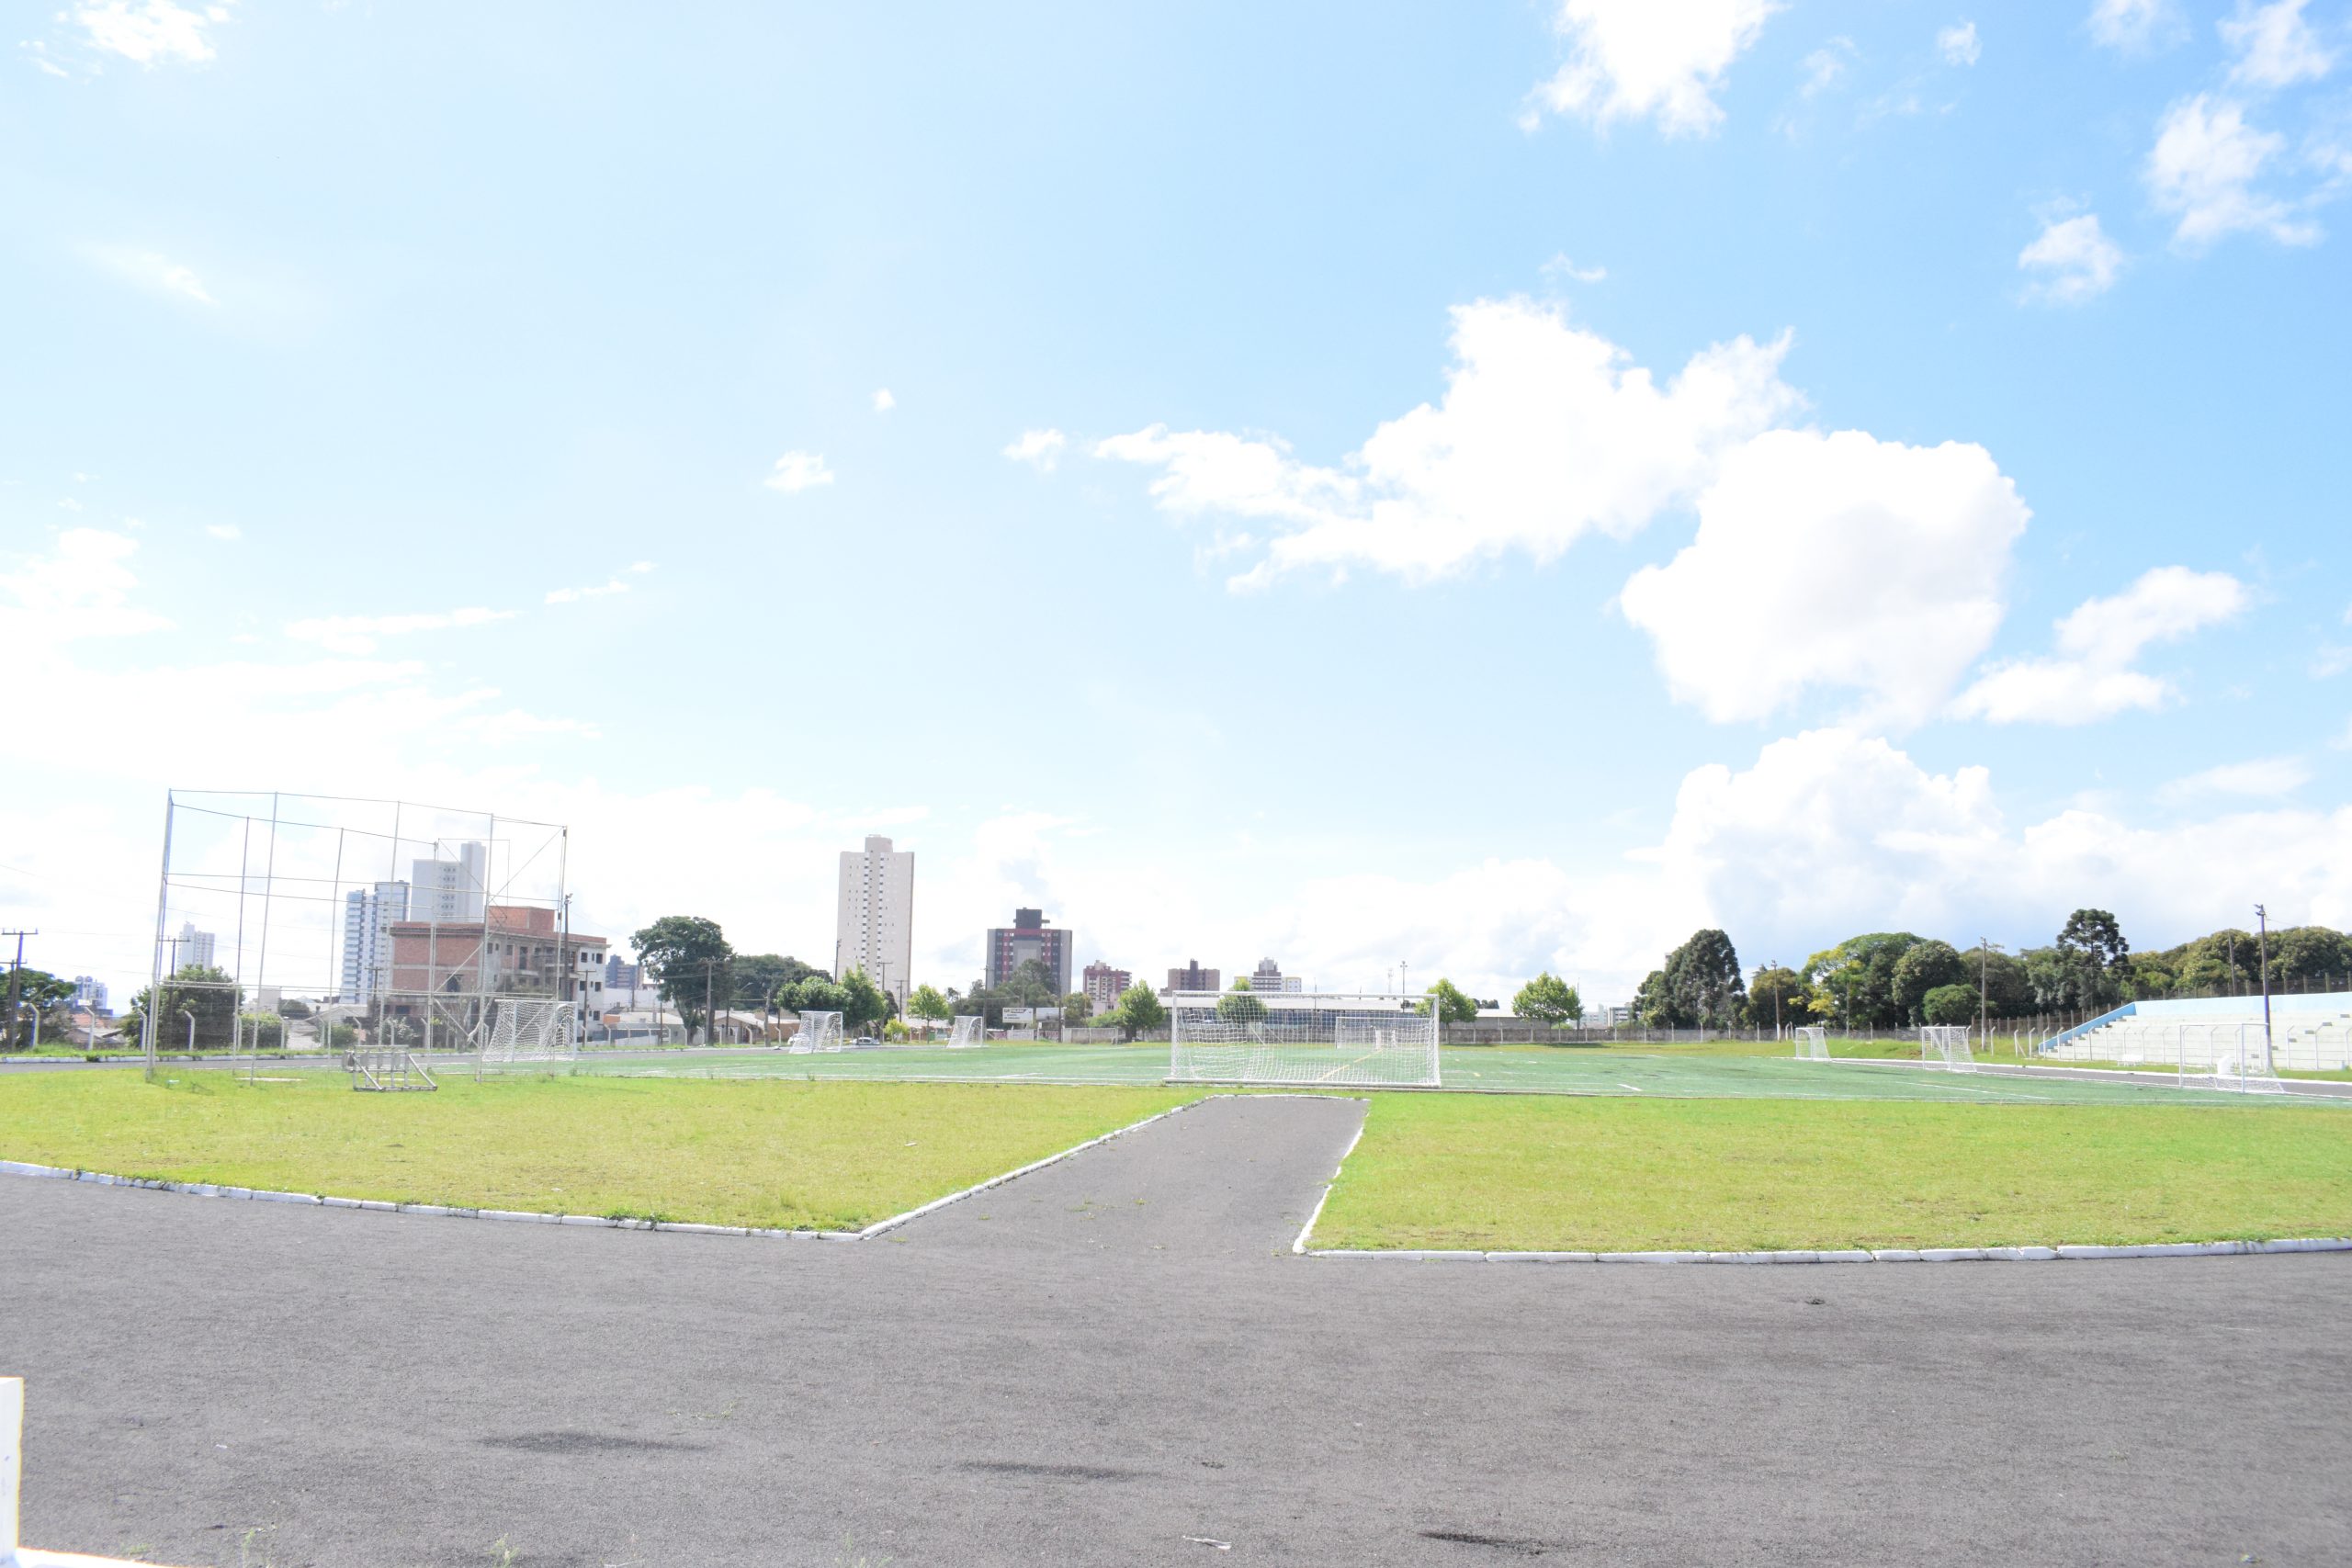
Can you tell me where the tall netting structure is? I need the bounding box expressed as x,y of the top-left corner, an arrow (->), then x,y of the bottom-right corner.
1792,1025 -> 1830,1061
791,1010 -> 844,1052
1168,992 -> 1441,1089
479,997 -> 581,1072
139,791 -> 571,1080
1919,1025 -> 1977,1072
946,1014 -> 985,1048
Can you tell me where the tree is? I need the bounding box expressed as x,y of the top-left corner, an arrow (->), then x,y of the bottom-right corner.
1419,978 -> 1478,1024
1229,975 -> 1251,991
906,984 -> 952,1023
1061,991 -> 1092,1024
2056,908 -> 2130,970
1114,983 -> 1167,1039
1976,950 -> 2035,1018
3,966 -> 76,1051
1216,989 -> 1268,1023
1921,984 -> 1978,1026
1001,959 -> 1060,1008
1890,941 -> 1968,1023
121,964 -> 241,1051
1511,972 -> 1583,1025
838,967 -> 893,1032
1804,933 -> 1920,1030
631,916 -> 734,1042
2268,926 -> 2352,987
1660,930 -> 1744,1030
1745,965 -> 1815,1032
735,953 -> 828,1010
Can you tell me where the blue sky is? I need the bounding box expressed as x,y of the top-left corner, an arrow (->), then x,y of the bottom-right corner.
5,0 -> 2348,1007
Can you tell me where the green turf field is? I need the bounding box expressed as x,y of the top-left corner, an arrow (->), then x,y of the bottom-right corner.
1308,1093 -> 2352,1252
0,1068 -> 1191,1231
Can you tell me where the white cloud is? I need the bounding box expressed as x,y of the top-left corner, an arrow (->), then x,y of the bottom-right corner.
71,1 -> 227,65
1620,430 -> 2029,728
1799,38 -> 1856,98
1528,0 -> 1781,137
2222,0 -> 2335,89
628,560 -> 654,575
763,451 -> 834,493
204,523 -> 241,541
2018,210 -> 2126,302
1099,299 -> 1802,589
872,388 -> 896,413
2146,93 -> 2316,245
1001,428 -> 1069,472
2088,0 -> 2181,54
1951,566 -> 2250,724
84,244 -> 217,307
283,605 -> 517,656
2161,756 -> 2312,800
1541,253 -> 1609,283
1938,20 -> 1982,66
0,529 -> 172,639
545,578 -> 632,604
58,498 -> 83,513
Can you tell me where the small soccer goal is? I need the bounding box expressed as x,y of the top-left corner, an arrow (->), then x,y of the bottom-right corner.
791,1010 -> 844,1053
1167,992 -> 1441,1089
478,998 -> 578,1072
1920,1025 -> 1976,1073
1792,1026 -> 1830,1062
2203,1027 -> 2286,1094
946,1014 -> 985,1048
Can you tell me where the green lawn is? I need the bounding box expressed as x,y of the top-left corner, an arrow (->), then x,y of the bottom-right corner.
0,1069 -> 1192,1231
1312,1093 -> 2352,1252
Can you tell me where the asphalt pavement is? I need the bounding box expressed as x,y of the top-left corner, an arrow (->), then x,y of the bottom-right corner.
3,1093 -> 2346,1566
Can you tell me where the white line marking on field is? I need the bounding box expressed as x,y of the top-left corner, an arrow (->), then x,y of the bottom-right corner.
1618,1083 -> 1644,1093
1290,1102 -> 1373,1256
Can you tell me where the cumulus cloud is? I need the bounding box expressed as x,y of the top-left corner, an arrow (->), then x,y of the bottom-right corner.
71,1 -> 227,65
84,245 -> 217,306
1938,21 -> 1982,66
1798,38 -> 1857,98
1951,566 -> 2250,724
1001,429 -> 1069,472
2146,93 -> 2316,245
872,388 -> 896,413
284,606 -> 516,656
1098,299 -> 1803,589
2018,210 -> 2126,302
764,451 -> 834,493
1620,430 -> 2030,728
2161,755 -> 2312,800
2088,0 -> 2181,54
2222,0 -> 2335,89
1541,253 -> 1609,283
1,529 -> 172,639
1527,0 -> 1781,137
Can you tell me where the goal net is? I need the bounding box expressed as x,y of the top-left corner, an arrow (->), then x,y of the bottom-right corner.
2203,1026 -> 2286,1094
1792,1025 -> 1830,1062
791,1010 -> 844,1053
1168,993 -> 1441,1089
1920,1025 -> 1976,1072
479,998 -> 578,1070
946,1014 -> 984,1048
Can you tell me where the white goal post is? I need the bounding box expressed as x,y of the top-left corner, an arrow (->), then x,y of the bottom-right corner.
477,998 -> 578,1071
946,1014 -> 984,1048
1168,992 -> 1441,1089
1792,1025 -> 1829,1062
2203,1025 -> 2286,1094
1920,1024 -> 1976,1073
791,1010 -> 844,1053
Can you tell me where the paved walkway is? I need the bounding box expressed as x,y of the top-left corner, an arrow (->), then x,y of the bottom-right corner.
4,1095 -> 2346,1566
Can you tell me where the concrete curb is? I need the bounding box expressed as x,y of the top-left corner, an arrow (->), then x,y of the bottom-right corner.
1303,1237 -> 2352,1264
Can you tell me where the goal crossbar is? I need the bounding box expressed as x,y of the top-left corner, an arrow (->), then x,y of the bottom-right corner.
1168,992 -> 1440,1089
1792,1025 -> 1830,1062
1920,1025 -> 1976,1073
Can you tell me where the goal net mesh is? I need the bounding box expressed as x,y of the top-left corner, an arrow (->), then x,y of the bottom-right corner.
946,1014 -> 984,1048
1920,1025 -> 1976,1072
1792,1026 -> 1829,1062
2204,1027 -> 2286,1094
480,998 -> 577,1068
792,1010 -> 844,1052
1168,994 -> 1440,1088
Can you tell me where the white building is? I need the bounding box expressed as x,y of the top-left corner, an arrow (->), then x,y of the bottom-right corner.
340,880 -> 411,1004
71,976 -> 108,1012
410,841 -> 488,922
835,834 -> 914,1006
171,921 -> 216,972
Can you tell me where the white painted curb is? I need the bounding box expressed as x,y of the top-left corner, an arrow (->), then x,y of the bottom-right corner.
1302,1237 -> 2352,1264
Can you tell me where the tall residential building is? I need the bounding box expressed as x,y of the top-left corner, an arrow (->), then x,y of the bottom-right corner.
1163,959 -> 1219,994
71,976 -> 108,1013
987,908 -> 1073,996
1249,957 -> 1305,993
410,841 -> 489,923
835,835 -> 915,1005
170,921 -> 217,973
340,881 -> 411,1005
1082,962 -> 1131,1010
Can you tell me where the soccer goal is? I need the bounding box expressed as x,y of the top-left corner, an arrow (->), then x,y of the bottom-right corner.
791,1010 -> 844,1053
1168,993 -> 1441,1089
946,1014 -> 985,1048
1919,1025 -> 1976,1072
2203,1026 -> 2286,1094
478,998 -> 578,1072
1792,1025 -> 1830,1061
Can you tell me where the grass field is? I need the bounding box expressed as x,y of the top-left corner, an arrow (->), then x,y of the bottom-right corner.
1309,1093 -> 2352,1252
0,1068 -> 1192,1231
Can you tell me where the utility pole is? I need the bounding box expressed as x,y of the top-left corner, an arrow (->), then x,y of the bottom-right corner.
2256,903 -> 2273,1065
703,957 -> 714,1047
1762,961 -> 1781,1038
1978,938 -> 2004,1043
3,929 -> 33,1052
